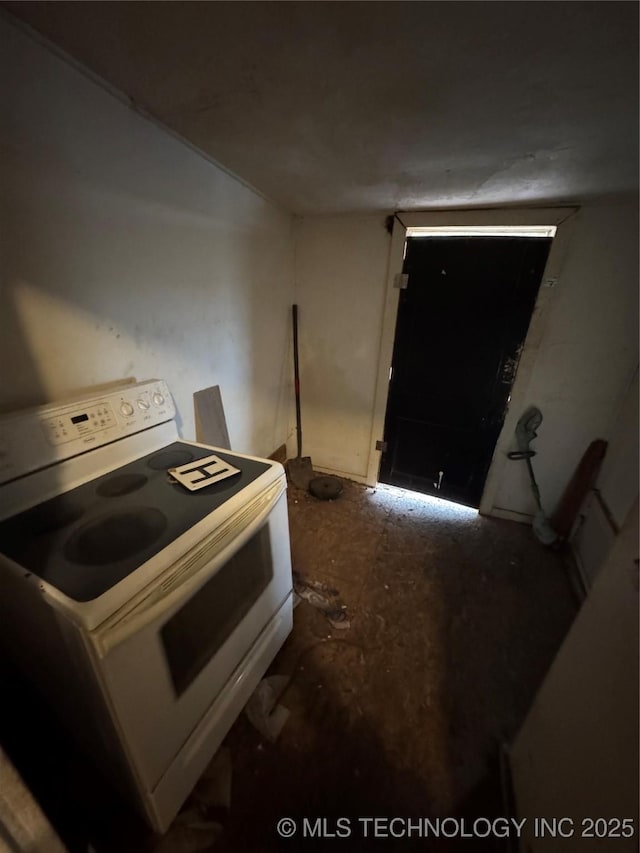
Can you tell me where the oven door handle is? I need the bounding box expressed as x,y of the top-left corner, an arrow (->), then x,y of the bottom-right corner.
94,480 -> 288,655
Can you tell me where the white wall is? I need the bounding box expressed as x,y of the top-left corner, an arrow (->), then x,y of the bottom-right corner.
590,366 -> 638,530
292,215 -> 391,479
572,368 -> 638,587
510,499 -> 638,851
492,202 -> 638,516
0,18 -> 294,457
293,203 -> 638,514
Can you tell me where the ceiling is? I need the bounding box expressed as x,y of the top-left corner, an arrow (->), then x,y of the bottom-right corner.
4,1 -> 639,215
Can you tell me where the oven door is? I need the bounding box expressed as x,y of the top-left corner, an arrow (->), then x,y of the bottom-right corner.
92,478 -> 292,792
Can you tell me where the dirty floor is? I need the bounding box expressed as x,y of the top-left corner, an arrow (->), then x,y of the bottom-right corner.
1,480 -> 578,852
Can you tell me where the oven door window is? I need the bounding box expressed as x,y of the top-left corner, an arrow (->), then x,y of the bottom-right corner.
161,523 -> 273,697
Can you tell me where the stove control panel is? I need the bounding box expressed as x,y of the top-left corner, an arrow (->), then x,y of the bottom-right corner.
0,380 -> 175,485
43,402 -> 117,445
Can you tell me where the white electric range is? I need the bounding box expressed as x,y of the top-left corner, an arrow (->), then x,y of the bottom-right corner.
0,379 -> 293,833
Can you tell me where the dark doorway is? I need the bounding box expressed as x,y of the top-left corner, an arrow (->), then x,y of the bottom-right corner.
379,235 -> 552,507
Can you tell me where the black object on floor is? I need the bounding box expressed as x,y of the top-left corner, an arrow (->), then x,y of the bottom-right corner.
309,476 -> 343,500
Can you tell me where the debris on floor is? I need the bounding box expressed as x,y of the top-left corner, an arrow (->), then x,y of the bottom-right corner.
192,747 -> 232,817
154,748 -> 232,851
292,570 -> 351,629
153,812 -> 223,853
244,675 -> 290,742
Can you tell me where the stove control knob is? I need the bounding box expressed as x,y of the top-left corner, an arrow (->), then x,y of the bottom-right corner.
137,398 -> 150,411
152,391 -> 165,406
120,401 -> 134,417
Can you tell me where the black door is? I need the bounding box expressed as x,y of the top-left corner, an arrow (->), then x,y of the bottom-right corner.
379,236 -> 552,507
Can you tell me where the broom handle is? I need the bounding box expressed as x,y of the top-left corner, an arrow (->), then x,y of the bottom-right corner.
292,304 -> 303,458
508,450 -> 543,512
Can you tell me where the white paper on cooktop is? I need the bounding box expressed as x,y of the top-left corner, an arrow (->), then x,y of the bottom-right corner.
167,454 -> 241,491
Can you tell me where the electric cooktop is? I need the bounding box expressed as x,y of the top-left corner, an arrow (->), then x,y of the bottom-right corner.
0,442 -> 270,602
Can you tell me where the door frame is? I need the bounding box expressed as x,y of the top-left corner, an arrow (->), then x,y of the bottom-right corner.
367,207 -> 579,518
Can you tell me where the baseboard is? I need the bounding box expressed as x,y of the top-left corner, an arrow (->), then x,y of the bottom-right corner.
566,543 -> 589,604
499,742 -> 520,853
311,465 -> 371,486
488,507 -> 534,524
